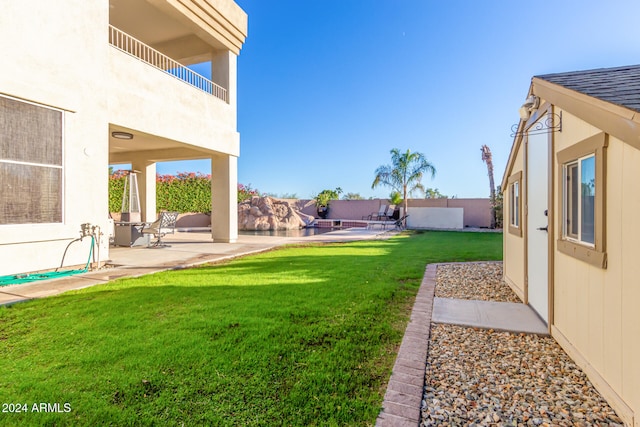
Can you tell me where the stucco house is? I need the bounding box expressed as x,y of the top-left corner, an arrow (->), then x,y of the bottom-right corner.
502,65 -> 640,426
0,0 -> 247,276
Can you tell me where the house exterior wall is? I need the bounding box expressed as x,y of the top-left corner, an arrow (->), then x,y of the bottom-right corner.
0,0 -> 111,276
0,0 -> 246,276
551,109 -> 640,425
108,49 -> 240,157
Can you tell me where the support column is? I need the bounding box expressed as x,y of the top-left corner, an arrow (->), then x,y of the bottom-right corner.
211,50 -> 237,109
211,154 -> 237,243
131,160 -> 156,223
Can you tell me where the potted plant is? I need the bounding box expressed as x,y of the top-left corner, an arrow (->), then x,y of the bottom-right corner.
313,187 -> 342,219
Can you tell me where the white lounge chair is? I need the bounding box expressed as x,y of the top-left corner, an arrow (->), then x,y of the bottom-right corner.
362,205 -> 387,220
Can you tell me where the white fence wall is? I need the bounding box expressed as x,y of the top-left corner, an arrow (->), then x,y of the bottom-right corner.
406,207 -> 464,230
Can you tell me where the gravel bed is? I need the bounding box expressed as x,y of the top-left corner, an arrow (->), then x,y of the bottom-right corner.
421,262 -> 623,426
435,262 -> 520,303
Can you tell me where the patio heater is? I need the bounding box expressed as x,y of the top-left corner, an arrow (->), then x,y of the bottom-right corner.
121,170 -> 141,223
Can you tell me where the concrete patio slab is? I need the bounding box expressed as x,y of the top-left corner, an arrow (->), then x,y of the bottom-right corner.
432,297 -> 549,335
0,228 -> 394,306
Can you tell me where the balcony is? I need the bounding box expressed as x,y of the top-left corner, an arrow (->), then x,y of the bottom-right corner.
108,25 -> 227,102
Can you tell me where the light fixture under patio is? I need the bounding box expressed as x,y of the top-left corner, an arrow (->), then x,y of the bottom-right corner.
111,131 -> 133,140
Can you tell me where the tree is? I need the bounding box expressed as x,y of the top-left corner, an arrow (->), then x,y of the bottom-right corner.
389,191 -> 403,206
313,187 -> 342,219
493,185 -> 503,228
481,145 -> 497,228
343,192 -> 364,200
371,148 -> 436,224
425,188 -> 447,199
237,183 -> 260,203
313,187 -> 342,207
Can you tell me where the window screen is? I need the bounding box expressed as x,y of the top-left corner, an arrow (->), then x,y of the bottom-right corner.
0,95 -> 63,224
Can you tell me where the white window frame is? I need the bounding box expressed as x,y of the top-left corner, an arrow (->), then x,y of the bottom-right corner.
563,154 -> 595,247
509,181 -> 520,228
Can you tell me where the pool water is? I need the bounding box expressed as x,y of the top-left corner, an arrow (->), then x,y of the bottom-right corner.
239,227 -> 335,237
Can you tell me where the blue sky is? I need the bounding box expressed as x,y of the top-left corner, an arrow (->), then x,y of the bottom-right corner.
156,0 -> 640,199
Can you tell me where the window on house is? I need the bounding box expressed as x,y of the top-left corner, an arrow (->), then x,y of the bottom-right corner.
507,171 -> 522,237
563,155 -> 595,245
556,132 -> 606,269
0,95 -> 63,225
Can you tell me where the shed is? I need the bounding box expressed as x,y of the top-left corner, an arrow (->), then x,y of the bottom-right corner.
502,64 -> 640,426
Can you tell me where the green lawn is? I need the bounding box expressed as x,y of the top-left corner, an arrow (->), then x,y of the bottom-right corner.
0,231 -> 502,426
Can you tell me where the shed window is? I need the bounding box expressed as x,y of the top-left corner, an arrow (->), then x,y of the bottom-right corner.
563,154 -> 595,245
556,132 -> 606,269
0,95 -> 63,224
507,171 -> 522,237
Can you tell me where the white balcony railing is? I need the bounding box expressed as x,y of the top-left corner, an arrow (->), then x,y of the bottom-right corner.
108,25 -> 227,102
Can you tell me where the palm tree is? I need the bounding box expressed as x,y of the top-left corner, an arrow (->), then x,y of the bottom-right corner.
481,144 -> 496,228
371,148 -> 436,225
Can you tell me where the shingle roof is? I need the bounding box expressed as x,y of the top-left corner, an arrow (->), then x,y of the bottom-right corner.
535,64 -> 640,113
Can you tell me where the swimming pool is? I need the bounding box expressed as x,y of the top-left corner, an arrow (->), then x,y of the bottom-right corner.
238,227 -> 335,237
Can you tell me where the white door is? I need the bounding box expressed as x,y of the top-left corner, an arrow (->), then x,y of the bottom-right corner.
527,130 -> 549,324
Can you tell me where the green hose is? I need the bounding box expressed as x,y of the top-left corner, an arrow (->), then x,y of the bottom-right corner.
0,236 -> 95,287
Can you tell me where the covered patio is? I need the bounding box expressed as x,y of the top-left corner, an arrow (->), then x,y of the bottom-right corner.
109,127 -> 237,243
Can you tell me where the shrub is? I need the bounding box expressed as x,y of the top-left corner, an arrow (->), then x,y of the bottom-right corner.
237,183 -> 260,203
109,171 -> 260,213
156,172 -> 212,213
108,170 -> 127,213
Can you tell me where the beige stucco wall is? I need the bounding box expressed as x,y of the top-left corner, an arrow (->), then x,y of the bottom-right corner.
0,0 -> 111,276
0,0 -> 245,276
108,49 -> 240,157
551,110 -> 640,424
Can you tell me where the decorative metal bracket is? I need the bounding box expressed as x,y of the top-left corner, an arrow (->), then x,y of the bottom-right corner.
510,111 -> 562,137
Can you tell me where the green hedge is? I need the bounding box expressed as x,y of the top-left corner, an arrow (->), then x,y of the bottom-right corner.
109,172 -> 126,213
109,172 -> 260,213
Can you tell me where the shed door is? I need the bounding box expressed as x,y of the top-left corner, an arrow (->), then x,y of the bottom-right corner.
527,130 -> 549,324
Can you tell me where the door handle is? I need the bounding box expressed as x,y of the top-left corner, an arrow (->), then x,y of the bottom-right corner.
537,226 -> 548,232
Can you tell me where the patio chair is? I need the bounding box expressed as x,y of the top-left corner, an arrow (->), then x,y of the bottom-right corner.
142,211 -> 179,247
362,205 -> 387,220
393,215 -> 409,231
380,204 -> 396,220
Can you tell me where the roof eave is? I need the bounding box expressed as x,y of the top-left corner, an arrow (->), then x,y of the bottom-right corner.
533,77 -> 640,150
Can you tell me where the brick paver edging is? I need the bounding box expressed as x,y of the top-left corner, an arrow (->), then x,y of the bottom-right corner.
375,263 -> 437,426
